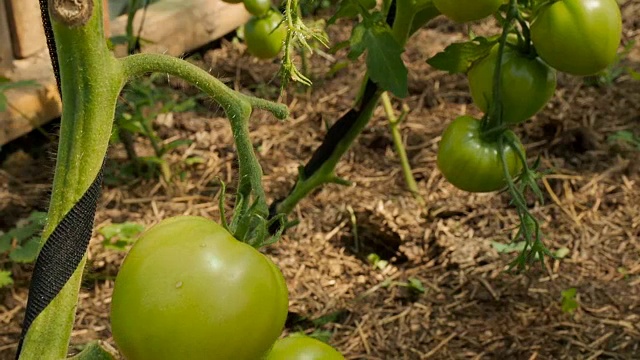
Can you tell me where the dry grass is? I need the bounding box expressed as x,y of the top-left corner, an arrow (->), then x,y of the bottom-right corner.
1,2 -> 640,359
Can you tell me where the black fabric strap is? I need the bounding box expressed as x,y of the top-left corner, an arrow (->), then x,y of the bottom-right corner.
16,163 -> 105,358
39,0 -> 61,94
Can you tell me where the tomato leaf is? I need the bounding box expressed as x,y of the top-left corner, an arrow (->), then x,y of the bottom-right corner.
350,24 -> 407,97
427,37 -> 497,74
329,0 -> 376,23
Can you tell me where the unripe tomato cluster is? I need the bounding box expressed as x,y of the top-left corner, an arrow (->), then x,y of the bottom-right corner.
434,0 -> 622,193
223,0 -> 287,59
110,216 -> 344,359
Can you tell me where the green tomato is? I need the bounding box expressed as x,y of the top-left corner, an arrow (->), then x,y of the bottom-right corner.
530,0 -> 622,75
265,334 -> 345,360
433,0 -> 503,23
110,216 -> 289,360
243,0 -> 271,17
244,12 -> 287,59
468,45 -> 556,124
437,116 -> 524,192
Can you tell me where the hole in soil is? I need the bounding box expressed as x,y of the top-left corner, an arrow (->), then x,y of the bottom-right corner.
337,209 -> 409,265
285,309 -> 351,331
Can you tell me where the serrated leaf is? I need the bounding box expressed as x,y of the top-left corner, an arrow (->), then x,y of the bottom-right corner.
363,25 -> 408,97
9,237 -> 41,263
426,37 -> 497,74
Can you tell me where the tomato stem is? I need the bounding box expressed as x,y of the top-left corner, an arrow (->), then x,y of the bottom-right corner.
497,134 -> 551,270
381,92 -> 426,207
120,53 -> 288,244
481,0 -> 518,133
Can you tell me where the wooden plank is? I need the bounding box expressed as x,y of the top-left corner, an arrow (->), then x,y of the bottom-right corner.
109,0 -> 250,57
0,0 -> 249,146
6,0 -> 47,59
0,0 -> 14,70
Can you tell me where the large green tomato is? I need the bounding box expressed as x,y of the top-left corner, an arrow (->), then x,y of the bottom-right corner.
530,0 -> 622,75
437,116 -> 524,192
433,0 -> 503,23
468,45 -> 556,124
110,216 -> 289,360
244,12 -> 287,59
265,334 -> 345,360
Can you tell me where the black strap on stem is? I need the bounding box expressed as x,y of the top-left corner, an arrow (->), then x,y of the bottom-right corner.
16,1 -> 106,358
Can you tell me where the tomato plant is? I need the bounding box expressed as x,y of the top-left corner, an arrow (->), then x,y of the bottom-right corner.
244,11 -> 287,59
243,0 -> 271,17
221,0 -> 243,3
110,216 -> 289,360
265,334 -> 345,360
468,45 -> 556,124
530,0 -> 622,75
437,116 -> 523,192
433,0 -> 503,23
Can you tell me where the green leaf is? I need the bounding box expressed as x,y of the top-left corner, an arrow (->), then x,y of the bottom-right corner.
0,271 -> 13,287
0,211 -> 47,253
307,329 -> 333,343
427,37 -> 497,74
360,25 -> 408,97
69,342 -> 117,360
408,277 -> 425,294
561,288 -> 578,314
99,222 -> 144,251
329,0 -> 376,23
9,237 -> 41,263
348,23 -> 367,60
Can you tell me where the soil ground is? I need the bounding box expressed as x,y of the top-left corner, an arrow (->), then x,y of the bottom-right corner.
1,2 -> 640,359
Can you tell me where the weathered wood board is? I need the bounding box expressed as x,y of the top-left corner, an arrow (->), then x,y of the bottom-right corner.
0,0 -> 249,146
